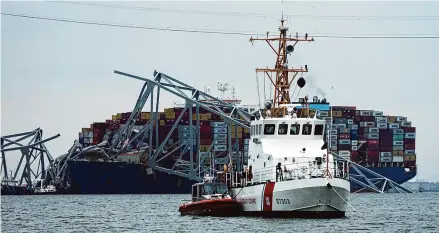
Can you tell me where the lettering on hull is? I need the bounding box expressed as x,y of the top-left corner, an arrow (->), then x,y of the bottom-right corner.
236,197 -> 257,205
275,198 -> 290,205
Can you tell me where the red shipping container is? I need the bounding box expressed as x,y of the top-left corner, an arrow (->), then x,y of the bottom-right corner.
380,139 -> 393,145
200,139 -> 212,145
380,146 -> 393,152
366,144 -> 380,150
368,139 -> 379,145
367,150 -> 379,163
200,132 -> 211,139
338,144 -> 351,150
404,138 -> 415,144
339,134 -> 350,139
359,127 -> 367,134
359,135 -> 366,140
350,151 -> 359,162
405,144 -> 416,150
404,161 -> 416,167
199,126 -> 211,134
403,127 -> 416,133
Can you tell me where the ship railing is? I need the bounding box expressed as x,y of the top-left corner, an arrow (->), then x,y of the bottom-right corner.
246,160 -> 348,185
179,199 -> 193,205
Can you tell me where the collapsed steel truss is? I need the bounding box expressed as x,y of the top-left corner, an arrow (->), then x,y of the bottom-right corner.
105,70 -> 252,182
1,128 -> 59,188
332,152 -> 413,193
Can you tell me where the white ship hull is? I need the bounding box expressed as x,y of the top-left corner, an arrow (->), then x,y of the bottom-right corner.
231,177 -> 350,218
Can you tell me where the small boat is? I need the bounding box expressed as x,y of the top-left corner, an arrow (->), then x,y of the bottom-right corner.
178,175 -> 243,217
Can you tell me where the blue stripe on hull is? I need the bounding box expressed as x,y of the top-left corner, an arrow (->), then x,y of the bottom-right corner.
350,166 -> 416,192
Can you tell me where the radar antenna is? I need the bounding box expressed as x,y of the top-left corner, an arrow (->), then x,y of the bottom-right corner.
250,18 -> 313,117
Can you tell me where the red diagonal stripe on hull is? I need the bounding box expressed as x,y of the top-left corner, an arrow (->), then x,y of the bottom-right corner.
263,182 -> 275,211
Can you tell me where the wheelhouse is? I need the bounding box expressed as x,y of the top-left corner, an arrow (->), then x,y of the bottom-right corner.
191,182 -> 229,201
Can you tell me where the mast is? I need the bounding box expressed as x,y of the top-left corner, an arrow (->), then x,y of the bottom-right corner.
250,18 -> 314,117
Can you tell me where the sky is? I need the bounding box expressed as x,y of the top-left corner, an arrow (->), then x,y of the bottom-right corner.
1,0 -> 439,182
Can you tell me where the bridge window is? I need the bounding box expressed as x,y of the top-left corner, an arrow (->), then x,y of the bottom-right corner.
264,124 -> 275,135
314,124 -> 324,135
302,124 -> 312,135
251,125 -> 254,136
259,124 -> 262,135
290,124 -> 300,135
278,123 -> 288,135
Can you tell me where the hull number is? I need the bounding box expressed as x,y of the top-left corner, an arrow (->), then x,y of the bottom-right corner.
237,197 -> 256,204
276,198 -> 290,204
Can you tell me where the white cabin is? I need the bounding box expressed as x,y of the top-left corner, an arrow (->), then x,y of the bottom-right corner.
247,106 -> 341,183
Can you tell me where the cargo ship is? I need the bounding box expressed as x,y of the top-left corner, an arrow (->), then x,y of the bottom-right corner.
64,94 -> 416,194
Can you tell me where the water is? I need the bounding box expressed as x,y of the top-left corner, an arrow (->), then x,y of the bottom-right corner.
2,192 -> 439,233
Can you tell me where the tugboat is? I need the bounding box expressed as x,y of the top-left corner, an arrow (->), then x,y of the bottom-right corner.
178,174 -> 243,216
218,17 -> 351,218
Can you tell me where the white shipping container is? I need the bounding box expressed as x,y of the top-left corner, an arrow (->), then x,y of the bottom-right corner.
402,121 -> 412,127
392,156 -> 404,162
347,119 -> 354,125
330,135 -> 338,140
339,150 -> 351,156
79,132 -> 83,138
368,127 -> 379,133
360,110 -> 372,116
83,138 -> 90,144
388,123 -> 400,129
352,146 -> 358,151
87,132 -> 93,137
351,140 -> 358,146
323,117 -> 332,121
405,133 -> 416,139
377,123 -> 388,129
117,154 -> 141,163
393,146 -> 404,151
397,116 -> 407,122
330,146 -> 338,151
380,152 -> 392,157
331,125 -> 338,130
373,111 -> 384,116
405,149 -> 416,155
375,117 -> 388,123
393,141 -> 404,146
330,130 -> 338,135
380,156 -> 392,162
337,124 -> 346,129
351,124 -> 359,130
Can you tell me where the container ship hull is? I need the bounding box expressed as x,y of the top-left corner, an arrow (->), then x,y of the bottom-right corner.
64,161 -> 415,194
65,160 -> 194,194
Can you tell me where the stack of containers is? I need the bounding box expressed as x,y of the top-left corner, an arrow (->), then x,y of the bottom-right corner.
403,126 -> 416,167
92,123 -> 108,145
80,128 -> 93,147
178,125 -> 196,151
243,138 -> 249,165
211,122 -> 227,156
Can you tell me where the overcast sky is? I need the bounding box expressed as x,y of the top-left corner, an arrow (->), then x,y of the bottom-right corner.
2,0 -> 439,182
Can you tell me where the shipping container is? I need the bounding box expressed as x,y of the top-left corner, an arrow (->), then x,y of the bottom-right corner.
393,134 -> 404,140
377,123 -> 387,129
351,125 -> 359,130
367,151 -> 380,163
393,141 -> 404,146
387,116 -> 397,123
338,144 -> 351,150
404,138 -> 415,145
352,146 -> 358,151
404,155 -> 416,161
405,132 -> 416,139
368,127 -> 379,133
397,116 -> 407,122
392,156 -> 404,163
388,123 -> 400,129
339,139 -> 351,145
405,149 -> 416,155
393,145 -> 404,151
212,128 -> 227,134
393,151 -> 404,156
380,152 -> 392,157
210,122 -> 227,128
351,140 -> 358,146
401,121 -> 412,127
404,144 -> 416,150
360,110 -> 373,116
373,111 -> 384,117
367,133 -> 379,139
214,145 -> 227,152
380,156 -> 392,162
403,127 -> 416,133
339,134 -> 350,139
351,151 -> 358,162
392,129 -> 404,135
